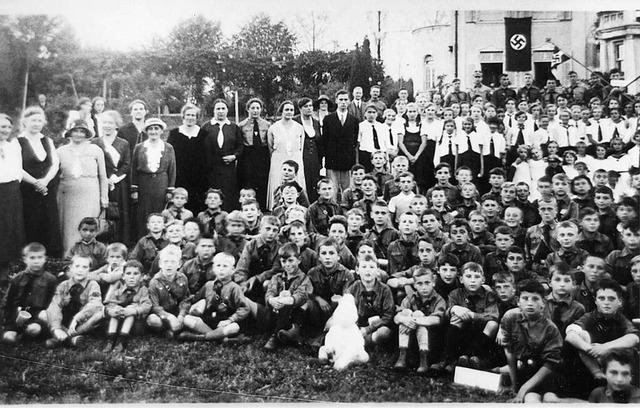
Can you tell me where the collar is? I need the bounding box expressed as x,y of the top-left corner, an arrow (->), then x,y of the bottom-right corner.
211,118 -> 231,127
415,289 -> 438,304
317,197 -> 337,205
80,238 -> 96,245
463,286 -> 485,298
400,232 -> 420,243
70,278 -> 89,288
256,236 -> 276,248
143,139 -> 164,150
205,208 -> 222,217
284,268 -> 304,281
196,257 -> 213,267
557,246 -> 579,256
547,292 -> 573,306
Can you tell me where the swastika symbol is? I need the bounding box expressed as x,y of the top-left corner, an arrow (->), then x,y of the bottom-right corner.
510,34 -> 527,50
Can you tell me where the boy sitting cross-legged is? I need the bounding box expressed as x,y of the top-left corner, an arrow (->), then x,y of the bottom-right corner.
263,243 -> 314,351
146,245 -> 191,339
89,243 -> 128,298
498,279 -> 563,403
393,267 -> 447,374
103,260 -> 151,352
345,254 -> 395,349
2,243 -> 57,345
46,254 -> 104,348
179,252 -> 250,343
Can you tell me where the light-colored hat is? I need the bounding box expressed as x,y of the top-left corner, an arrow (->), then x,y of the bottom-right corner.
547,154 -> 561,163
574,160 -> 589,169
65,119 -> 95,138
144,117 -> 167,131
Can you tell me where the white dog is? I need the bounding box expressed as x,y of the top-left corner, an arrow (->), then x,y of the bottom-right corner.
318,294 -> 369,370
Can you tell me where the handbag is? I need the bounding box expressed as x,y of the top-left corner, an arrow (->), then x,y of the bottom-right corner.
105,201 -> 120,221
96,209 -> 115,243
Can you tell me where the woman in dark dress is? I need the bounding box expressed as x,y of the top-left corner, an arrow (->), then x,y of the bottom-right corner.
93,110 -> 131,245
200,99 -> 243,211
397,102 -> 428,192
0,113 -> 25,267
131,118 -> 176,239
167,103 -> 207,214
91,96 -> 106,138
18,106 -> 62,257
237,98 -> 271,210
294,97 -> 323,203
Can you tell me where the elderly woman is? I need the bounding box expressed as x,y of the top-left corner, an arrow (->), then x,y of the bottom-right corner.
294,97 -> 323,202
131,118 -> 176,238
0,113 -> 25,267
266,101 -> 306,210
57,119 -> 108,252
237,98 -> 271,210
93,110 -> 131,245
18,106 -> 62,257
200,99 -> 243,211
167,103 -> 207,213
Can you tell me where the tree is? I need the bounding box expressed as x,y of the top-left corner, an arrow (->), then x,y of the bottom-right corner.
349,37 -> 375,96
232,14 -> 296,56
294,12 -> 329,52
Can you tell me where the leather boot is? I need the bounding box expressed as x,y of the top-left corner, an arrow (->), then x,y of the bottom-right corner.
417,350 -> 430,374
393,348 -> 408,371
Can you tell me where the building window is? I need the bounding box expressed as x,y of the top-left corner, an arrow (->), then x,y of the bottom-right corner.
613,41 -> 624,72
424,55 -> 435,90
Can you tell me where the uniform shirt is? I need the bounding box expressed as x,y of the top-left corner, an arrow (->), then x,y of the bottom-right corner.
498,297 -> 519,320
577,231 -> 614,259
197,209 -> 228,235
129,234 -> 168,275
544,293 -> 585,337
589,386 -> 640,403
104,282 -> 152,318
363,226 -> 399,260
625,281 -> 640,320
369,169 -> 394,198
605,247 -> 640,286
470,230 -> 496,255
389,192 -> 416,224
499,308 -> 563,369
525,222 -> 559,267
47,279 -> 102,331
426,182 -> 459,207
388,232 -> 421,275
4,269 -> 57,324
307,263 -> 354,303
192,279 -> 249,323
483,250 -> 509,282
439,242 -> 483,266
181,257 -> 214,295
161,207 -> 194,223
358,120 -> 390,153
400,290 -> 447,320
435,275 -> 461,300
65,239 -> 107,270
265,268 -> 313,309
148,272 -> 191,317
234,236 -> 282,284
340,186 -> 364,211
572,310 -> 638,344
308,197 -> 342,236
544,247 -> 590,277
347,280 -> 395,328
149,240 -> 196,278
446,286 -> 499,325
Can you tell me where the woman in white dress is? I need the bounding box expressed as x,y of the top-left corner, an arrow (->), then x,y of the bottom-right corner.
266,101 -> 306,210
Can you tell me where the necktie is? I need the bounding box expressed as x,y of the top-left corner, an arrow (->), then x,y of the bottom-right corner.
552,301 -> 565,327
613,126 -> 619,139
508,115 -> 513,128
516,126 -> 525,146
217,124 -> 224,148
489,137 -> 495,158
175,209 -> 182,221
534,122 -> 539,132
340,114 -> 345,125
136,131 -> 145,145
448,137 -> 453,156
252,119 -> 261,147
597,121 -> 602,142
543,224 -> 552,249
20,274 -> 37,307
466,134 -> 472,152
388,128 -> 394,145
372,125 -> 380,150
121,288 -> 136,307
259,245 -> 271,270
68,283 -> 84,316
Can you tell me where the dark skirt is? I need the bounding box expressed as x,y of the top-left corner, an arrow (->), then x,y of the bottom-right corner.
21,179 -> 62,258
303,136 -> 322,203
400,135 -> 428,187
237,145 -> 270,211
0,181 -> 25,264
208,161 -> 239,212
457,150 -> 481,180
136,172 -> 169,239
110,180 -> 131,246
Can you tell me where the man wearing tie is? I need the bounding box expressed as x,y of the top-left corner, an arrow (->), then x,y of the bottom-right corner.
322,90 -> 359,195
348,87 -> 365,122
357,104 -> 390,173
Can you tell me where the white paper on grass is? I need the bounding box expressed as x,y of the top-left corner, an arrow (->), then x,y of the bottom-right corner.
454,366 -> 503,393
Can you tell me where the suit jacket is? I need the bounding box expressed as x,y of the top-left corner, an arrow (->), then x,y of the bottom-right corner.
321,111 -> 359,171
293,115 -> 324,159
116,122 -> 147,158
347,100 -> 365,122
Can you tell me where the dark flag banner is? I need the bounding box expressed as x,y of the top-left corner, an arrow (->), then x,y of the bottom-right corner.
550,45 -> 570,70
504,17 -> 532,72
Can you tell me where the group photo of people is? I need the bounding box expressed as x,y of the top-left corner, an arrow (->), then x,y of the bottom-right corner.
2,63 -> 640,403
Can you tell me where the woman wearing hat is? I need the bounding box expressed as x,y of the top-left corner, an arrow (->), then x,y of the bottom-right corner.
18,106 -> 63,257
131,117 -> 176,238
57,119 -> 108,252
313,95 -> 335,131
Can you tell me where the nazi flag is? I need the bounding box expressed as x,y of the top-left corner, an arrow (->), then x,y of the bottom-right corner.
504,17 -> 532,72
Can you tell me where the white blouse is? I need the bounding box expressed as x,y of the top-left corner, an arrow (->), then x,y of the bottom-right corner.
0,138 -> 23,183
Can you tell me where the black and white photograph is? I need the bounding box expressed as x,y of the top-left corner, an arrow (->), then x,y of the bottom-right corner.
1,0 -> 640,403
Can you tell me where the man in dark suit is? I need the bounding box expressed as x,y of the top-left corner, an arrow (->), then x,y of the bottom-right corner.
347,86 -> 365,122
322,90 -> 359,196
116,99 -> 148,158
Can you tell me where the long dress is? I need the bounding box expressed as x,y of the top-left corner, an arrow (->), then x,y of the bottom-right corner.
294,115 -> 323,203
167,125 -> 207,214
19,134 -> 63,257
237,118 -> 271,211
399,122 -> 427,188
57,143 -> 108,253
266,120 -> 306,210
200,119 -> 244,212
131,140 -> 176,238
93,136 -> 131,245
0,138 -> 25,264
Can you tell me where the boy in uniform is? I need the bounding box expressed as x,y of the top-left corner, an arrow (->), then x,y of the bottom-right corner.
65,217 -> 107,270
129,213 -> 167,277
181,234 -> 216,295
308,178 -> 342,236
161,187 -> 194,223
439,219 -> 483,266
197,188 -> 228,235
387,211 -> 421,275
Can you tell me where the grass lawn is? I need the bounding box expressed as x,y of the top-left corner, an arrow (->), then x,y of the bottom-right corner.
0,334 -> 511,403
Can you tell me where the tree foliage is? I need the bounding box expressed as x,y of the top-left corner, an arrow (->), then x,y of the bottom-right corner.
232,13 -> 297,56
